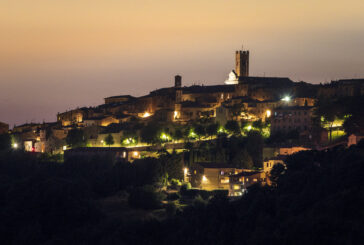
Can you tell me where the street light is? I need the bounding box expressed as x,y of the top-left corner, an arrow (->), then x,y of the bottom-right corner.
266,109 -> 271,117
12,143 -> 18,149
282,96 -> 291,102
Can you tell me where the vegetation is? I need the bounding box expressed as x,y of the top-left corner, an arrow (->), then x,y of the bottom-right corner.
315,95 -> 364,140
128,185 -> 165,209
0,139 -> 363,244
66,128 -> 87,148
0,133 -> 11,151
104,134 -> 115,147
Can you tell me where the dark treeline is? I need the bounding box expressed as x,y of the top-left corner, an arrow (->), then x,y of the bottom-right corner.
1,141 -> 364,244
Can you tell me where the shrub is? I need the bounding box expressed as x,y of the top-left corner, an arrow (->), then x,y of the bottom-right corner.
180,182 -> 191,194
170,178 -> 181,190
128,185 -> 165,210
165,202 -> 178,217
211,189 -> 229,198
166,192 -> 181,201
180,188 -> 199,199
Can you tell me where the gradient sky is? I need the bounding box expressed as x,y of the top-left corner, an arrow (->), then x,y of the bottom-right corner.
1,0 -> 364,127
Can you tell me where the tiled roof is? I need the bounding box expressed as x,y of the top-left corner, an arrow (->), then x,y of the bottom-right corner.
230,170 -> 262,177
183,85 -> 235,94
104,95 -> 135,99
195,162 -> 235,169
238,76 -> 294,85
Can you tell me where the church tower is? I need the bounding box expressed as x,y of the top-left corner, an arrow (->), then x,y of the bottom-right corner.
235,49 -> 249,77
174,75 -> 182,121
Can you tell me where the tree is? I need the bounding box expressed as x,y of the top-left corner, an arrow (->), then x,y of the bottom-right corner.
121,129 -> 138,146
252,119 -> 264,131
246,131 -> 264,168
206,123 -> 219,139
0,133 -> 11,151
66,129 -> 86,148
128,185 -> 165,210
104,134 -> 114,147
343,114 -> 364,135
232,149 -> 254,169
269,163 -> 285,187
46,134 -> 65,153
173,128 -> 183,142
141,122 -> 161,144
194,124 -> 206,140
315,99 -> 340,142
225,120 -> 241,135
159,151 -> 184,180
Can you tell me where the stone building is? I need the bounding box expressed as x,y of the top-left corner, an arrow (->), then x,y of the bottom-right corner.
317,79 -> 364,98
229,170 -> 267,196
0,121 -> 9,134
271,106 -> 314,134
190,163 -> 239,191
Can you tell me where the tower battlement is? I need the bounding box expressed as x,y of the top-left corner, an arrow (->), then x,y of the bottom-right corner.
235,50 -> 249,77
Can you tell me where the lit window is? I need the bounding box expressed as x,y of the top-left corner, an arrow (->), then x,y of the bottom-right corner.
233,185 -> 240,190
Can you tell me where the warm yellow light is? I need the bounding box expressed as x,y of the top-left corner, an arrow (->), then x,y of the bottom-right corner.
247,125 -> 252,131
174,110 -> 178,119
202,175 -> 208,182
13,143 -> 18,149
133,151 -> 139,157
160,133 -> 170,141
63,145 -> 67,151
184,168 -> 188,175
233,184 -> 241,190
142,112 -> 151,118
266,110 -> 271,117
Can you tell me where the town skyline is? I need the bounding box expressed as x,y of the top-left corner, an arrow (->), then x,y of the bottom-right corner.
2,0 -> 364,126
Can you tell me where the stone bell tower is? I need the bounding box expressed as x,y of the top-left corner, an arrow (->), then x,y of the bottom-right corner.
235,49 -> 249,77
174,75 -> 182,120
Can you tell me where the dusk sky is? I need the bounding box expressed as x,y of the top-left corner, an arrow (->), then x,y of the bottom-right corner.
1,0 -> 364,127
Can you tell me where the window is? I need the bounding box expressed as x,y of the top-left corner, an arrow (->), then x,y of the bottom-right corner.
221,178 -> 229,184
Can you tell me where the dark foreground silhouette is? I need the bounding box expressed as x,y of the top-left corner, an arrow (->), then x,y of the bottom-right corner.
1,141 -> 363,245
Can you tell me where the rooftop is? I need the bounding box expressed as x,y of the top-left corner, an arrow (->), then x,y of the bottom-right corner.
238,76 -> 294,86
104,95 -> 135,100
195,162 -> 235,169
66,147 -> 128,153
230,170 -> 263,178
183,85 -> 235,94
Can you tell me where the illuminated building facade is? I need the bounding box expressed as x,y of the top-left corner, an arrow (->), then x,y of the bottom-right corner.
271,106 -> 314,133
229,171 -> 267,196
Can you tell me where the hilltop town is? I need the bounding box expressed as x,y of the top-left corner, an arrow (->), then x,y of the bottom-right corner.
1,49 -> 364,195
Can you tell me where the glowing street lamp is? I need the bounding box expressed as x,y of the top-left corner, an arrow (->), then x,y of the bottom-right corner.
12,143 -> 18,149
184,168 -> 188,175
132,151 -> 139,158
184,168 -> 189,182
160,133 -> 170,141
282,96 -> 291,102
202,175 -> 208,183
142,112 -> 151,118
266,109 -> 271,118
